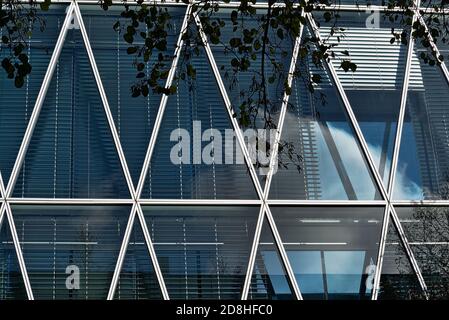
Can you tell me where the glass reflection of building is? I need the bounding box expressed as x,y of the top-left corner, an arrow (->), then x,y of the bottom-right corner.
1,1 -> 449,300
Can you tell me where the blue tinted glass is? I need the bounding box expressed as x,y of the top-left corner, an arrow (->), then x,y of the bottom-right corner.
395,206 -> 449,299
142,205 -> 259,299
270,206 -> 384,300
250,218 -> 294,300
207,9 -> 293,186
12,205 -> 132,300
317,11 -> 407,186
0,7 -> 66,185
141,45 -> 258,199
269,31 -> 381,200
394,44 -> 449,200
80,6 -> 185,186
287,251 -> 324,297
378,218 -> 426,300
0,211 -> 27,299
115,216 -> 162,300
324,251 -> 366,297
12,28 -> 130,199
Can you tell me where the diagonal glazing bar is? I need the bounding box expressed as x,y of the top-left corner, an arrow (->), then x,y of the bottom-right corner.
107,203 -> 139,299
263,15 -> 304,200
5,2 -> 76,197
0,172 -> 6,200
109,2 -> 196,300
373,0 -> 428,300
4,202 -> 34,299
241,204 -> 265,299
414,16 -> 449,89
72,1 -> 170,299
194,13 -> 302,299
241,18 -> 304,300
135,203 -> 168,296
193,13 -> 265,199
135,3 -> 194,198
72,1 -> 135,200
306,10 -> 429,299
306,13 -> 388,201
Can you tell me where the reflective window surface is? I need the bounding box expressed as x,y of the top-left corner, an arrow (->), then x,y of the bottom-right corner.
142,206 -> 260,299
378,216 -> 426,300
317,12 -> 407,186
249,217 -> 295,300
0,209 -> 27,300
12,205 -> 131,300
269,32 -> 381,200
394,43 -> 449,200
395,207 -> 449,299
270,206 -> 384,299
1,2 -> 448,300
12,27 -> 130,199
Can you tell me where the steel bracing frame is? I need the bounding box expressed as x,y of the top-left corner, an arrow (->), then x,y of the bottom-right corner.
2,0 -> 449,300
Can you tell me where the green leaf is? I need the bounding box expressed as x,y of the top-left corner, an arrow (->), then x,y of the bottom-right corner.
113,21 -> 120,31
229,37 -> 241,48
40,0 -> 51,11
277,28 -> 284,40
323,12 -> 332,23
15,76 -> 24,88
340,60 -> 357,72
124,33 -> 134,44
127,46 -> 138,54
311,74 -> 322,83
186,64 -> 196,79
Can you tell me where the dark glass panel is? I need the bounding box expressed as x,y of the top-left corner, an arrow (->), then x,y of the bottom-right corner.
378,218 -> 426,300
394,43 -> 449,200
13,205 -> 131,300
12,27 -> 130,199
0,7 -> 66,184
80,6 -> 185,186
0,210 -> 27,300
249,217 -> 295,300
141,41 -> 258,199
271,206 -> 384,299
114,215 -> 162,300
395,206 -> 449,299
142,205 -> 259,299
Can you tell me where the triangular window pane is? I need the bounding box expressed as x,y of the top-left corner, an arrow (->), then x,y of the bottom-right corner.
317,11 -> 408,185
378,217 -> 425,300
394,42 -> 449,200
13,26 -> 130,199
249,217 -> 294,300
395,206 -> 449,299
141,37 -> 258,199
0,8 -> 66,184
269,29 -> 381,200
114,215 -> 162,300
142,205 -> 259,299
81,6 -> 185,186
0,211 -> 27,299
271,206 -> 384,300
12,205 -> 132,300
207,9 -> 294,187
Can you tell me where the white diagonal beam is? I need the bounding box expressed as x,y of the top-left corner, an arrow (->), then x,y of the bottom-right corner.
5,2 -> 76,197
194,13 -> 303,300
306,10 -> 429,299
73,1 -> 135,200
135,3 -> 194,198
73,1 -> 170,299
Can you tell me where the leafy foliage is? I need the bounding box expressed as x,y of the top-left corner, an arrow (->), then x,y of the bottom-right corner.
2,0 -> 449,172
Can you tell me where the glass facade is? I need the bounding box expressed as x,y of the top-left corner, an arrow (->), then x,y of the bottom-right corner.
1,1 -> 449,300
